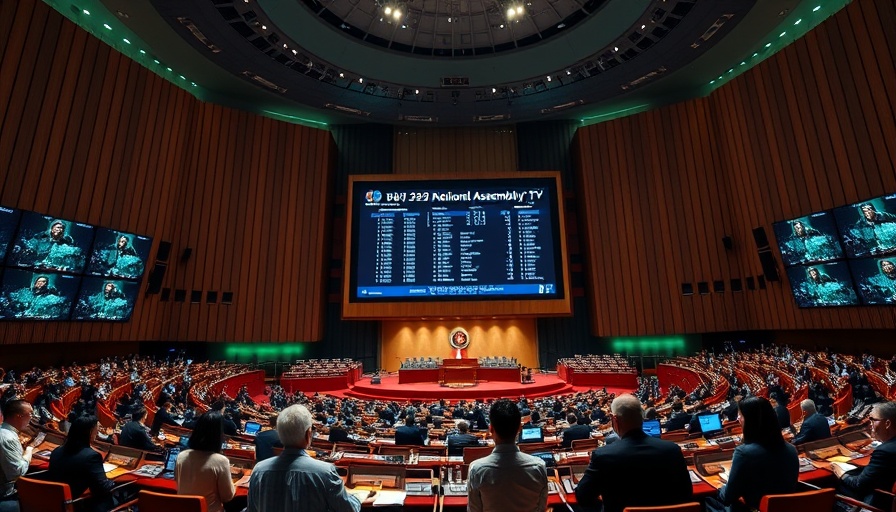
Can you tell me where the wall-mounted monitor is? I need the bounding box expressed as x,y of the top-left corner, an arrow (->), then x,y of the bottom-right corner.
0,269 -> 79,320
343,173 -> 571,319
0,206 -> 22,264
833,194 -> 896,259
71,277 -> 138,321
772,212 -> 843,267
6,212 -> 95,273
784,261 -> 859,308
848,257 -> 896,305
86,228 -> 152,281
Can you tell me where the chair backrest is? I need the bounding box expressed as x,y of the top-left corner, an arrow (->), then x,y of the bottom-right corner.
16,476 -> 74,512
463,445 -> 494,464
759,487 -> 836,512
333,442 -> 371,454
570,438 -> 601,452
623,502 -> 702,512
138,490 -> 208,512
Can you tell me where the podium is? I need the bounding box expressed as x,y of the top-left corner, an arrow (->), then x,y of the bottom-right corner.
438,358 -> 479,386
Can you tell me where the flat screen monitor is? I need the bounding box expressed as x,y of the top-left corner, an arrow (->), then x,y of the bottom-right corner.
70,277 -> 138,321
0,269 -> 79,320
164,446 -> 180,473
773,212 -> 844,267
519,426 -> 544,444
833,193 -> 896,258
785,261 -> 859,307
7,212 -> 95,273
642,419 -> 662,438
86,228 -> 152,281
698,414 -> 723,437
244,421 -> 261,436
848,257 -> 896,305
0,206 -> 22,264
343,173 -> 571,318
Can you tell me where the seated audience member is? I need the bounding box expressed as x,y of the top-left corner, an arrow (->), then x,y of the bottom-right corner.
327,422 -> 350,444
47,415 -> 116,512
686,402 -> 715,434
1,400 -> 35,512
575,394 -> 692,512
149,400 -> 179,436
254,414 -> 282,462
705,396 -> 799,512
561,413 -> 593,449
792,399 -> 831,444
833,401 -> 896,509
663,401 -> 690,432
769,395 -> 792,431
467,399 -> 548,512
446,420 -> 480,456
118,406 -> 160,452
247,404 -> 362,512
175,411 -> 235,512
394,414 -> 427,446
722,396 -> 742,422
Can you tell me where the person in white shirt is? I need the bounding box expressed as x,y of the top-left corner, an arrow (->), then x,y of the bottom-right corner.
1,400 -> 34,512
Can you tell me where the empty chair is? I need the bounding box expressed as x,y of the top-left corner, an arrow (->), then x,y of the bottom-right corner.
758,487 -> 835,512
17,476 -> 134,512
138,490 -> 208,512
570,438 -> 601,453
463,445 -> 494,464
623,503 -> 702,512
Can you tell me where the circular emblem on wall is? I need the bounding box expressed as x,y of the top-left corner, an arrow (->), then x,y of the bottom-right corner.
449,328 -> 470,350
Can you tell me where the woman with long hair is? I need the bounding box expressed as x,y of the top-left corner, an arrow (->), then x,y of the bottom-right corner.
47,415 -> 115,512
175,410 -> 236,512
707,396 -> 799,512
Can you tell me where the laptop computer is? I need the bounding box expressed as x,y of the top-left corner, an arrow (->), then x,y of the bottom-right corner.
698,414 -> 724,438
160,446 -> 181,479
244,421 -> 262,436
642,419 -> 662,438
518,426 -> 544,444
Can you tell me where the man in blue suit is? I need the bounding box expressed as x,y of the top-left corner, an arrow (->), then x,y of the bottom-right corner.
834,401 -> 896,509
394,414 -> 427,446
792,399 -> 831,445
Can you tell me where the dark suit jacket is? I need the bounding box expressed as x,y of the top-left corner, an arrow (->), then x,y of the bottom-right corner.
664,411 -> 690,432
575,429 -> 692,512
792,413 -> 831,444
254,429 -> 282,462
561,424 -> 593,448
328,427 -> 350,444
394,425 -> 427,446
118,420 -> 158,451
841,438 -> 896,501
149,407 -> 179,436
718,442 -> 799,509
47,446 -> 115,512
446,433 -> 480,456
774,403 -> 792,430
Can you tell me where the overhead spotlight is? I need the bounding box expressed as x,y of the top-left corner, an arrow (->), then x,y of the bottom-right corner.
415,89 -> 419,94
339,72 -> 345,78
393,9 -> 401,19
566,69 -> 571,75
384,6 -> 392,14
359,77 -> 364,83
506,7 -> 515,17
492,87 -> 496,93
613,46 -> 618,51
546,75 -> 551,82
516,5 -> 523,14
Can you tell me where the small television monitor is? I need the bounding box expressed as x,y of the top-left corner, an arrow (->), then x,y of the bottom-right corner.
164,446 -> 181,473
773,212 -> 844,267
698,414 -> 723,437
0,206 -> 22,264
785,261 -> 859,307
642,419 -> 662,438
70,277 -> 138,321
0,269 -> 79,320
86,228 -> 152,281
848,257 -> 896,305
833,194 -> 896,258
519,426 -> 544,444
244,421 -> 261,436
7,212 -> 95,273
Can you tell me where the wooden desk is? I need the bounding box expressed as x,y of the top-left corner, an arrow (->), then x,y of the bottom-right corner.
439,359 -> 479,386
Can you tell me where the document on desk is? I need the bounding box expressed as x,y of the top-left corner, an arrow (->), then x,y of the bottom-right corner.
372,490 -> 406,507
830,461 -> 858,473
234,474 -> 252,488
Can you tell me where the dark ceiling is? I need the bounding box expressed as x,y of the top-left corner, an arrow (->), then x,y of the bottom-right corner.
56,0 -> 844,127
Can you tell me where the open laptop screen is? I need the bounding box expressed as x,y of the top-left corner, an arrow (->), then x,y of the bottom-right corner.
642,419 -> 662,438
699,414 -> 724,436
244,421 -> 261,436
519,426 -> 544,443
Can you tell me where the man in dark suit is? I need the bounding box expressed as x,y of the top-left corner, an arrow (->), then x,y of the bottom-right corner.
254,413 -> 282,461
394,415 -> 427,446
834,401 -> 896,509
663,401 -> 691,432
328,422 -> 351,443
560,414 -> 593,449
686,402 -> 716,434
575,394 -> 693,512
792,399 -> 831,444
118,406 -> 161,452
770,395 -> 792,431
149,400 -> 179,436
446,420 -> 481,456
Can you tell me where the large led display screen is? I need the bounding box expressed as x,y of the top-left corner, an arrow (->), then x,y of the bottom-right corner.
71,277 -> 139,321
0,207 -> 22,264
6,212 -> 95,273
347,175 -> 566,304
848,257 -> 896,305
86,228 -> 152,281
833,193 -> 896,259
773,212 -> 843,267
784,261 -> 859,308
0,269 -> 80,320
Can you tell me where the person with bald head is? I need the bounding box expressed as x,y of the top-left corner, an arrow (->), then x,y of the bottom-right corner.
792,399 -> 831,445
575,394 -> 692,512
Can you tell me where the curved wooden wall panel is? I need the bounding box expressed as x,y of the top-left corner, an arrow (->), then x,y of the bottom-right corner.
0,0 -> 334,344
576,0 -> 896,336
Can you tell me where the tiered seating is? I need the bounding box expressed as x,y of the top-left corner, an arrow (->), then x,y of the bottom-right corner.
557,354 -> 638,387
